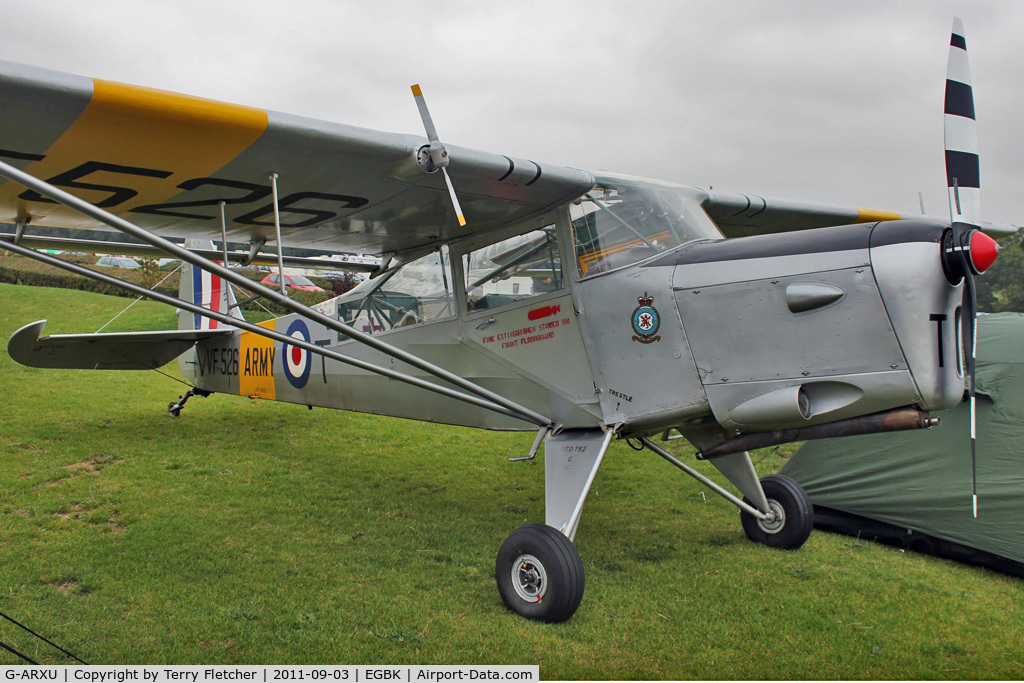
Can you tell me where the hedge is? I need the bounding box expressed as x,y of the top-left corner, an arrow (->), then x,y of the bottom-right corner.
0,254 -> 333,316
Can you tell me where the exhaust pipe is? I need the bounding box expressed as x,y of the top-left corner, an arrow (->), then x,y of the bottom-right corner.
695,406 -> 939,460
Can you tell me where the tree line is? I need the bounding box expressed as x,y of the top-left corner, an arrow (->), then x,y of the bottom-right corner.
977,233 -> 1024,313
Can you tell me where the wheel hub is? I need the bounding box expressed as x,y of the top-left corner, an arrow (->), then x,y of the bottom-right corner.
511,554 -> 547,603
757,499 -> 786,534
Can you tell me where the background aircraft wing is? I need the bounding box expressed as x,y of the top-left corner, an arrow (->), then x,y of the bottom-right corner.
0,61 -> 595,261
704,189 -> 1017,238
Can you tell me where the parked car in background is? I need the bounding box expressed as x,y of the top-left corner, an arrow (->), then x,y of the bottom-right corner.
259,273 -> 325,292
95,256 -> 141,269
316,268 -> 370,283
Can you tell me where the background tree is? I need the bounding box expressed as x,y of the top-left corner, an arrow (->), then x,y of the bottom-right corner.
976,231 -> 1024,312
328,271 -> 362,296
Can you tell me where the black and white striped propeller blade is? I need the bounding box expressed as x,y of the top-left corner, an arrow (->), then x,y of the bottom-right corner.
943,17 -> 1000,518
945,18 -> 980,227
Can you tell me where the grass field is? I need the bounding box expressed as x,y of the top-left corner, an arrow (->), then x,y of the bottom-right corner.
2,282 -> 1024,678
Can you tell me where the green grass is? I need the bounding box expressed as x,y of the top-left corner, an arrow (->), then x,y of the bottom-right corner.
2,282 -> 1024,677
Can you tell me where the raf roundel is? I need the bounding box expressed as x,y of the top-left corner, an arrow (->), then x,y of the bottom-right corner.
282,319 -> 312,389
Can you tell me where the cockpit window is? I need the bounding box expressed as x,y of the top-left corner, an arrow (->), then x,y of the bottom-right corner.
463,225 -> 563,313
569,179 -> 720,276
333,247 -> 454,334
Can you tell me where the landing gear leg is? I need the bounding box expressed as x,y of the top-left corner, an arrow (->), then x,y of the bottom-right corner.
641,437 -> 814,549
495,524 -> 584,623
495,426 -> 616,622
167,388 -> 211,417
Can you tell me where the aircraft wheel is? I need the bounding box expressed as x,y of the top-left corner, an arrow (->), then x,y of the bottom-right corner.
740,474 -> 814,550
495,523 -> 584,623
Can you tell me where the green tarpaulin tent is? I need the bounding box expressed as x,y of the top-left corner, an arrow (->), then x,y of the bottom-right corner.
780,312 -> 1024,575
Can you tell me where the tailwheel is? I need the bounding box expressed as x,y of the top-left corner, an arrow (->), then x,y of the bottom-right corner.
495,523 -> 584,623
740,474 -> 814,550
166,388 -> 211,418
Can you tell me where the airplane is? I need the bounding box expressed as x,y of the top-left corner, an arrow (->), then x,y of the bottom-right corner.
0,18 -> 1011,623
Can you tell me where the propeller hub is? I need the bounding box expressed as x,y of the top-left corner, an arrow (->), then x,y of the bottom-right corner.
416,142 -> 450,174
941,226 -> 1000,283
968,230 -> 999,274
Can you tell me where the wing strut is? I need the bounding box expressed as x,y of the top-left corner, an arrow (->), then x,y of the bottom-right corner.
270,173 -> 288,296
218,200 -> 230,265
0,158 -> 552,427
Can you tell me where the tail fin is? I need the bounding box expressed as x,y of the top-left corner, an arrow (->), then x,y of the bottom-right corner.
178,240 -> 245,331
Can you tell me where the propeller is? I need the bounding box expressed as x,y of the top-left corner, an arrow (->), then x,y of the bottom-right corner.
942,18 -> 1000,518
411,84 -> 467,227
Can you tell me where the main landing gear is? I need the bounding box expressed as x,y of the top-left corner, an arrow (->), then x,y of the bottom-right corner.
495,524 -> 585,623
493,427 -> 614,622
494,429 -> 815,623
740,474 -> 814,550
642,437 -> 814,551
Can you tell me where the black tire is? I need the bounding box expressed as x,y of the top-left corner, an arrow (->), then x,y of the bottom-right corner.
495,523 -> 585,623
740,474 -> 814,550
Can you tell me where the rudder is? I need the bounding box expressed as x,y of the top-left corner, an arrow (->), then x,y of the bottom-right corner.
177,240 -> 245,331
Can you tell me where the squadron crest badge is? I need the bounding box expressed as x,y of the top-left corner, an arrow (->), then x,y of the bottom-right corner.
630,292 -> 661,343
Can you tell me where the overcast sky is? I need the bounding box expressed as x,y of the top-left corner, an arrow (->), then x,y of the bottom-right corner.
2,0 -> 1021,227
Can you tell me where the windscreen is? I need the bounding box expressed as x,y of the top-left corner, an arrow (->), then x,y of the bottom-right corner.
569,179 -> 720,276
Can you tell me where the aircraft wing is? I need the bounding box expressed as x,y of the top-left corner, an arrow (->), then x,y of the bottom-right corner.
704,190 -> 1017,238
8,320 -> 231,370
0,61 -> 595,261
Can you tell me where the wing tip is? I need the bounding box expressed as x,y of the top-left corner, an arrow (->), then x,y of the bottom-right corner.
7,320 -> 48,367
854,206 -> 903,223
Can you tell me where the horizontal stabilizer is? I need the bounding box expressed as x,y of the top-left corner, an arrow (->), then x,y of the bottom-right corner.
8,320 -> 232,370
